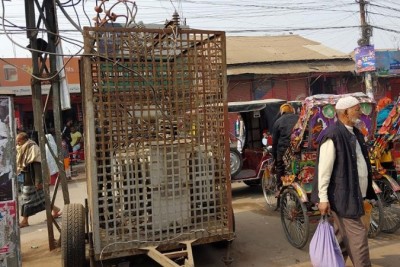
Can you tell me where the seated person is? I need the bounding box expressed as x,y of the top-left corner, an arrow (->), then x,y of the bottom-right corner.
262,129 -> 272,147
70,126 -> 82,159
272,104 -> 299,190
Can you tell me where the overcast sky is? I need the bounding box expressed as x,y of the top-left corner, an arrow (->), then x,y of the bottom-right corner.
1,0 -> 400,58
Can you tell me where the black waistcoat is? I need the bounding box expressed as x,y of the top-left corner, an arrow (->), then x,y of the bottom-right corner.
311,121 -> 376,219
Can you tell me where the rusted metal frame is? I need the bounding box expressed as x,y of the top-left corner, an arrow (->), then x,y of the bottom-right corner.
108,30 -> 120,241
209,34 -> 226,233
96,29 -> 110,242
205,33 -> 226,234
144,31 -> 161,242
119,31 -> 132,242
199,32 -> 212,230
190,32 -> 202,230
83,29 -> 102,254
216,36 -> 225,231
174,32 -> 187,238
105,43 -> 116,241
139,31 -> 150,242
83,27 -> 231,259
171,28 -> 179,241
177,30 -> 190,238
219,33 -> 234,234
185,34 -> 197,234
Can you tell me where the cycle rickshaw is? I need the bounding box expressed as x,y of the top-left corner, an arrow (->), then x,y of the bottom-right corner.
370,97 -> 400,233
262,93 -> 384,248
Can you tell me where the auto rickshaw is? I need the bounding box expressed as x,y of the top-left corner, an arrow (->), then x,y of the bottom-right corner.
228,99 -> 301,186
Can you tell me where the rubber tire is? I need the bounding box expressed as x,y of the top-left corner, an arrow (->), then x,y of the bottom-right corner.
280,188 -> 309,249
261,169 -> 278,209
368,194 -> 384,238
374,179 -> 400,233
62,203 -> 86,267
243,180 -> 260,186
229,148 -> 243,177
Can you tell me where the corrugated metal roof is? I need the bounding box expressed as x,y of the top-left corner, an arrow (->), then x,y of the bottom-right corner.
227,61 -> 355,75
226,35 -> 352,65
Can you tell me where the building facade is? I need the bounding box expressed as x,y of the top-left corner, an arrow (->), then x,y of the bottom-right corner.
0,57 -> 82,132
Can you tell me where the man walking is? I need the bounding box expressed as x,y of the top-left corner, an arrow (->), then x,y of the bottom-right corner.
311,95 -> 376,267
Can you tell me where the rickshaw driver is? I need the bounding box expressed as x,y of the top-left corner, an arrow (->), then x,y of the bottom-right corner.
271,103 -> 299,194
311,96 -> 377,267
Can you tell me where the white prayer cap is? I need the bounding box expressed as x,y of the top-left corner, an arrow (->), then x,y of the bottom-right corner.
335,96 -> 360,110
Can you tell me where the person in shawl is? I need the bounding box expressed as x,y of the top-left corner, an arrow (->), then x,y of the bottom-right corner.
16,132 -> 61,228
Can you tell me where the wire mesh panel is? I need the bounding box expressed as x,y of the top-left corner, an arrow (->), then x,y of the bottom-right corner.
82,26 -> 231,259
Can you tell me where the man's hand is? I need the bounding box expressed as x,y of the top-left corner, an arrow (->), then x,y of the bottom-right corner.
318,201 -> 331,215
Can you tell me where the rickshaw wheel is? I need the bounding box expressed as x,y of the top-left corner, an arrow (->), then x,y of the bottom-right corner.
62,203 -> 86,267
374,179 -> 400,233
368,194 -> 384,238
229,148 -> 243,177
261,169 -> 278,209
280,188 -> 309,249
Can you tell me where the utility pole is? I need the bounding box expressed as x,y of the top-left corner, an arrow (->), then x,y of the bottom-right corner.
357,0 -> 374,100
24,0 -> 70,250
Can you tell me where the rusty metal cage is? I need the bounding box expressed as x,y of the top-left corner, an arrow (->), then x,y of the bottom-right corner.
81,26 -> 233,261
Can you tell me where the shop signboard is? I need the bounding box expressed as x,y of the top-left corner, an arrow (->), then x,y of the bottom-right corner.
375,50 -> 400,76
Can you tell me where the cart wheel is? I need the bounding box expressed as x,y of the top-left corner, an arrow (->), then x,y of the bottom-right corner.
229,148 -> 242,177
261,169 -> 278,209
368,194 -> 383,238
280,188 -> 309,249
374,179 -> 400,233
62,203 -> 86,267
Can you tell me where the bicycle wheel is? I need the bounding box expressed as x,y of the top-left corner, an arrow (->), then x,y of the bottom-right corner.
261,168 -> 278,209
374,179 -> 400,233
280,188 -> 309,249
368,194 -> 384,238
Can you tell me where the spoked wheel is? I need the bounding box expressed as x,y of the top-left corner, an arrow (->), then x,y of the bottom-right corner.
261,168 -> 278,209
374,179 -> 400,233
368,194 -> 384,238
61,203 -> 86,267
280,188 -> 309,249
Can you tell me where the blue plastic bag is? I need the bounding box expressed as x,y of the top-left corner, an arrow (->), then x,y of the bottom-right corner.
309,216 -> 345,267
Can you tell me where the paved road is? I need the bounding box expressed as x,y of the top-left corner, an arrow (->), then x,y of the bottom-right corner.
20,177 -> 400,267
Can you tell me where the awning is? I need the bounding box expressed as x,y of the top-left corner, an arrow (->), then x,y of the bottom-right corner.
227,61 -> 355,76
228,99 -> 285,113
